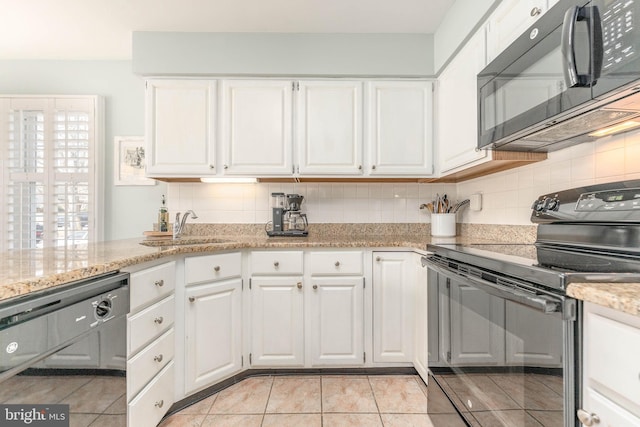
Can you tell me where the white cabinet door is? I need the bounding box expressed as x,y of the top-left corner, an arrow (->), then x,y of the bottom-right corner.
221,80 -> 293,175
449,277 -> 505,366
296,81 -> 364,175
486,0 -> 548,63
250,276 -> 304,366
309,277 -> 364,366
413,254 -> 429,381
372,252 -> 415,363
185,279 -> 242,394
145,79 -> 216,176
368,81 -> 434,176
438,29 -> 488,174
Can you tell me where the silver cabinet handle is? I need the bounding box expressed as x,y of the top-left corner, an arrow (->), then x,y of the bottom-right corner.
376,256 -> 381,262
209,164 -> 215,169
214,266 -> 221,272
154,279 -> 164,287
154,316 -> 163,324
155,400 -> 164,408
313,284 -> 318,290
335,261 -> 340,267
297,282 -> 302,289
530,6 -> 542,16
154,354 -> 163,363
189,296 -> 195,303
576,409 -> 600,426
372,165 -> 376,170
274,261 -> 280,267
224,164 -> 228,169
358,165 -> 362,170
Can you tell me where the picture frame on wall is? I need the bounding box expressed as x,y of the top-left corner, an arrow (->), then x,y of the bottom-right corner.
114,136 -> 156,186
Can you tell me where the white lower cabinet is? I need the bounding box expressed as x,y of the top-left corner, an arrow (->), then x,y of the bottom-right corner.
124,260 -> 177,427
580,302 -> 640,426
185,279 -> 242,393
372,252 -> 415,363
250,276 -> 305,366
413,253 -> 429,382
309,277 -> 364,366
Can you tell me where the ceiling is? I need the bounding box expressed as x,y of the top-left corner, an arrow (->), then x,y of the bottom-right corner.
0,0 -> 456,60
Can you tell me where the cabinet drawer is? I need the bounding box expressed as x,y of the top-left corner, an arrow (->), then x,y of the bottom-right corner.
587,311 -> 640,408
251,251 -> 303,275
130,261 -> 176,312
309,251 -> 363,275
186,252 -> 241,284
127,328 -> 175,399
583,387 -> 640,426
128,361 -> 175,427
128,295 -> 175,356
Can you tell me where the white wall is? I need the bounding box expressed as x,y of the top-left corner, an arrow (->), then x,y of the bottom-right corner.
457,131 -> 640,225
167,182 -> 456,225
0,60 -> 167,241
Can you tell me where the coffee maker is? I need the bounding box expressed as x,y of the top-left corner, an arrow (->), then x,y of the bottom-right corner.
267,193 -> 309,237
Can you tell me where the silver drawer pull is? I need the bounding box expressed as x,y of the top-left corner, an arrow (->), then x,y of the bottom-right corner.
530,6 -> 542,16
576,409 -> 600,426
313,284 -> 318,290
154,316 -> 163,324
335,261 -> 340,267
297,282 -> 302,289
189,296 -> 195,303
154,354 -> 163,363
155,400 -> 164,408
274,261 -> 280,267
214,266 -> 221,272
376,256 -> 381,262
154,279 -> 164,287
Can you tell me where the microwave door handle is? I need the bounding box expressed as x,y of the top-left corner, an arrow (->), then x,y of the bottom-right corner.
588,5 -> 603,84
562,6 -> 583,87
424,259 -> 561,314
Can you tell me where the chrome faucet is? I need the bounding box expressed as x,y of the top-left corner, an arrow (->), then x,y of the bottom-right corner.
173,210 -> 198,239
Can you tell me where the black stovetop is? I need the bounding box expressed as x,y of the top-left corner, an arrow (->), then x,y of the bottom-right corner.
427,242 -> 640,292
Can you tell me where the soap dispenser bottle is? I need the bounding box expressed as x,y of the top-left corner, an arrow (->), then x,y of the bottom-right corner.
158,195 -> 169,232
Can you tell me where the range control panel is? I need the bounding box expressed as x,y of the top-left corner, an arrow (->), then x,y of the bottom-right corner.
575,187 -> 640,211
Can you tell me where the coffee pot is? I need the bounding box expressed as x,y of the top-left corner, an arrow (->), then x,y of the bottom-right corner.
267,193 -> 309,237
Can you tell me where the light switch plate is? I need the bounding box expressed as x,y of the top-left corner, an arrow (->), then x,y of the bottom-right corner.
470,193 -> 482,211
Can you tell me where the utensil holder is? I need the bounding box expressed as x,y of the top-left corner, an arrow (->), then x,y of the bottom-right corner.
431,213 -> 457,237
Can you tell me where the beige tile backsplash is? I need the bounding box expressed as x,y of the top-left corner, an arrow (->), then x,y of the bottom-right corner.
167,130 -> 640,227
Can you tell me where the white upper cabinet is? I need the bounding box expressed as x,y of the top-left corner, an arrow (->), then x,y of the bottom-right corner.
438,29 -> 488,174
221,80 -> 294,175
486,0 -> 549,63
296,81 -> 364,175
145,80 -> 216,176
368,81 -> 434,176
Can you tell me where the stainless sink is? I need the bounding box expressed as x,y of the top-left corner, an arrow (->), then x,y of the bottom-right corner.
140,237 -> 231,247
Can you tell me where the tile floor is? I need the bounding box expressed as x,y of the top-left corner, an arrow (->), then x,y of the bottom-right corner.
159,375 -> 440,427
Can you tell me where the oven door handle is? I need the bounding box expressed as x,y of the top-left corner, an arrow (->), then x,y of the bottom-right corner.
424,258 -> 562,315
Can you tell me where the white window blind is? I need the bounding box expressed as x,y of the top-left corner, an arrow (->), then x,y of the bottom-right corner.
0,96 -> 101,251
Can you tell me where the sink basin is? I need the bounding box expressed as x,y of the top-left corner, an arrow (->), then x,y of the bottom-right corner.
140,237 -> 231,247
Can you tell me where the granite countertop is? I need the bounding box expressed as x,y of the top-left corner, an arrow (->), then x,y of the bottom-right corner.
567,282 -> 640,317
0,232 -> 480,303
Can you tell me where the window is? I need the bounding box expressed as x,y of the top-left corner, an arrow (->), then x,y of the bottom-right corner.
0,96 -> 102,251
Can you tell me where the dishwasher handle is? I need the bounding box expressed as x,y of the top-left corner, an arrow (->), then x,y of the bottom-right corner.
424,258 -> 562,315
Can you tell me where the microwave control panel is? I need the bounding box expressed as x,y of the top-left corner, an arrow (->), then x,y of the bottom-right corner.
601,0 -> 637,72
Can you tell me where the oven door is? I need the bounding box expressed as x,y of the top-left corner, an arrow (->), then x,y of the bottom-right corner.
426,259 -> 578,427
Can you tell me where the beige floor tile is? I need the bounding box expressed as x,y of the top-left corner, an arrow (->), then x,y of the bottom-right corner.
380,413 -> 434,427
322,377 -> 378,413
0,376 -> 49,402
266,376 -> 321,413
209,377 -> 272,414
200,414 -> 263,427
69,413 -> 99,427
323,413 -> 383,427
444,375 -> 520,412
158,414 -> 206,427
369,376 -> 428,413
4,376 -> 94,405
177,394 -> 218,415
426,413 -> 469,427
262,413 -> 322,427
87,414 -> 126,427
61,377 -> 126,414
103,394 -> 127,415
489,374 -> 563,411
528,410 -> 564,427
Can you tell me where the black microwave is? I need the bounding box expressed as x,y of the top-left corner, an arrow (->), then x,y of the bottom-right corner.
478,0 -> 640,152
